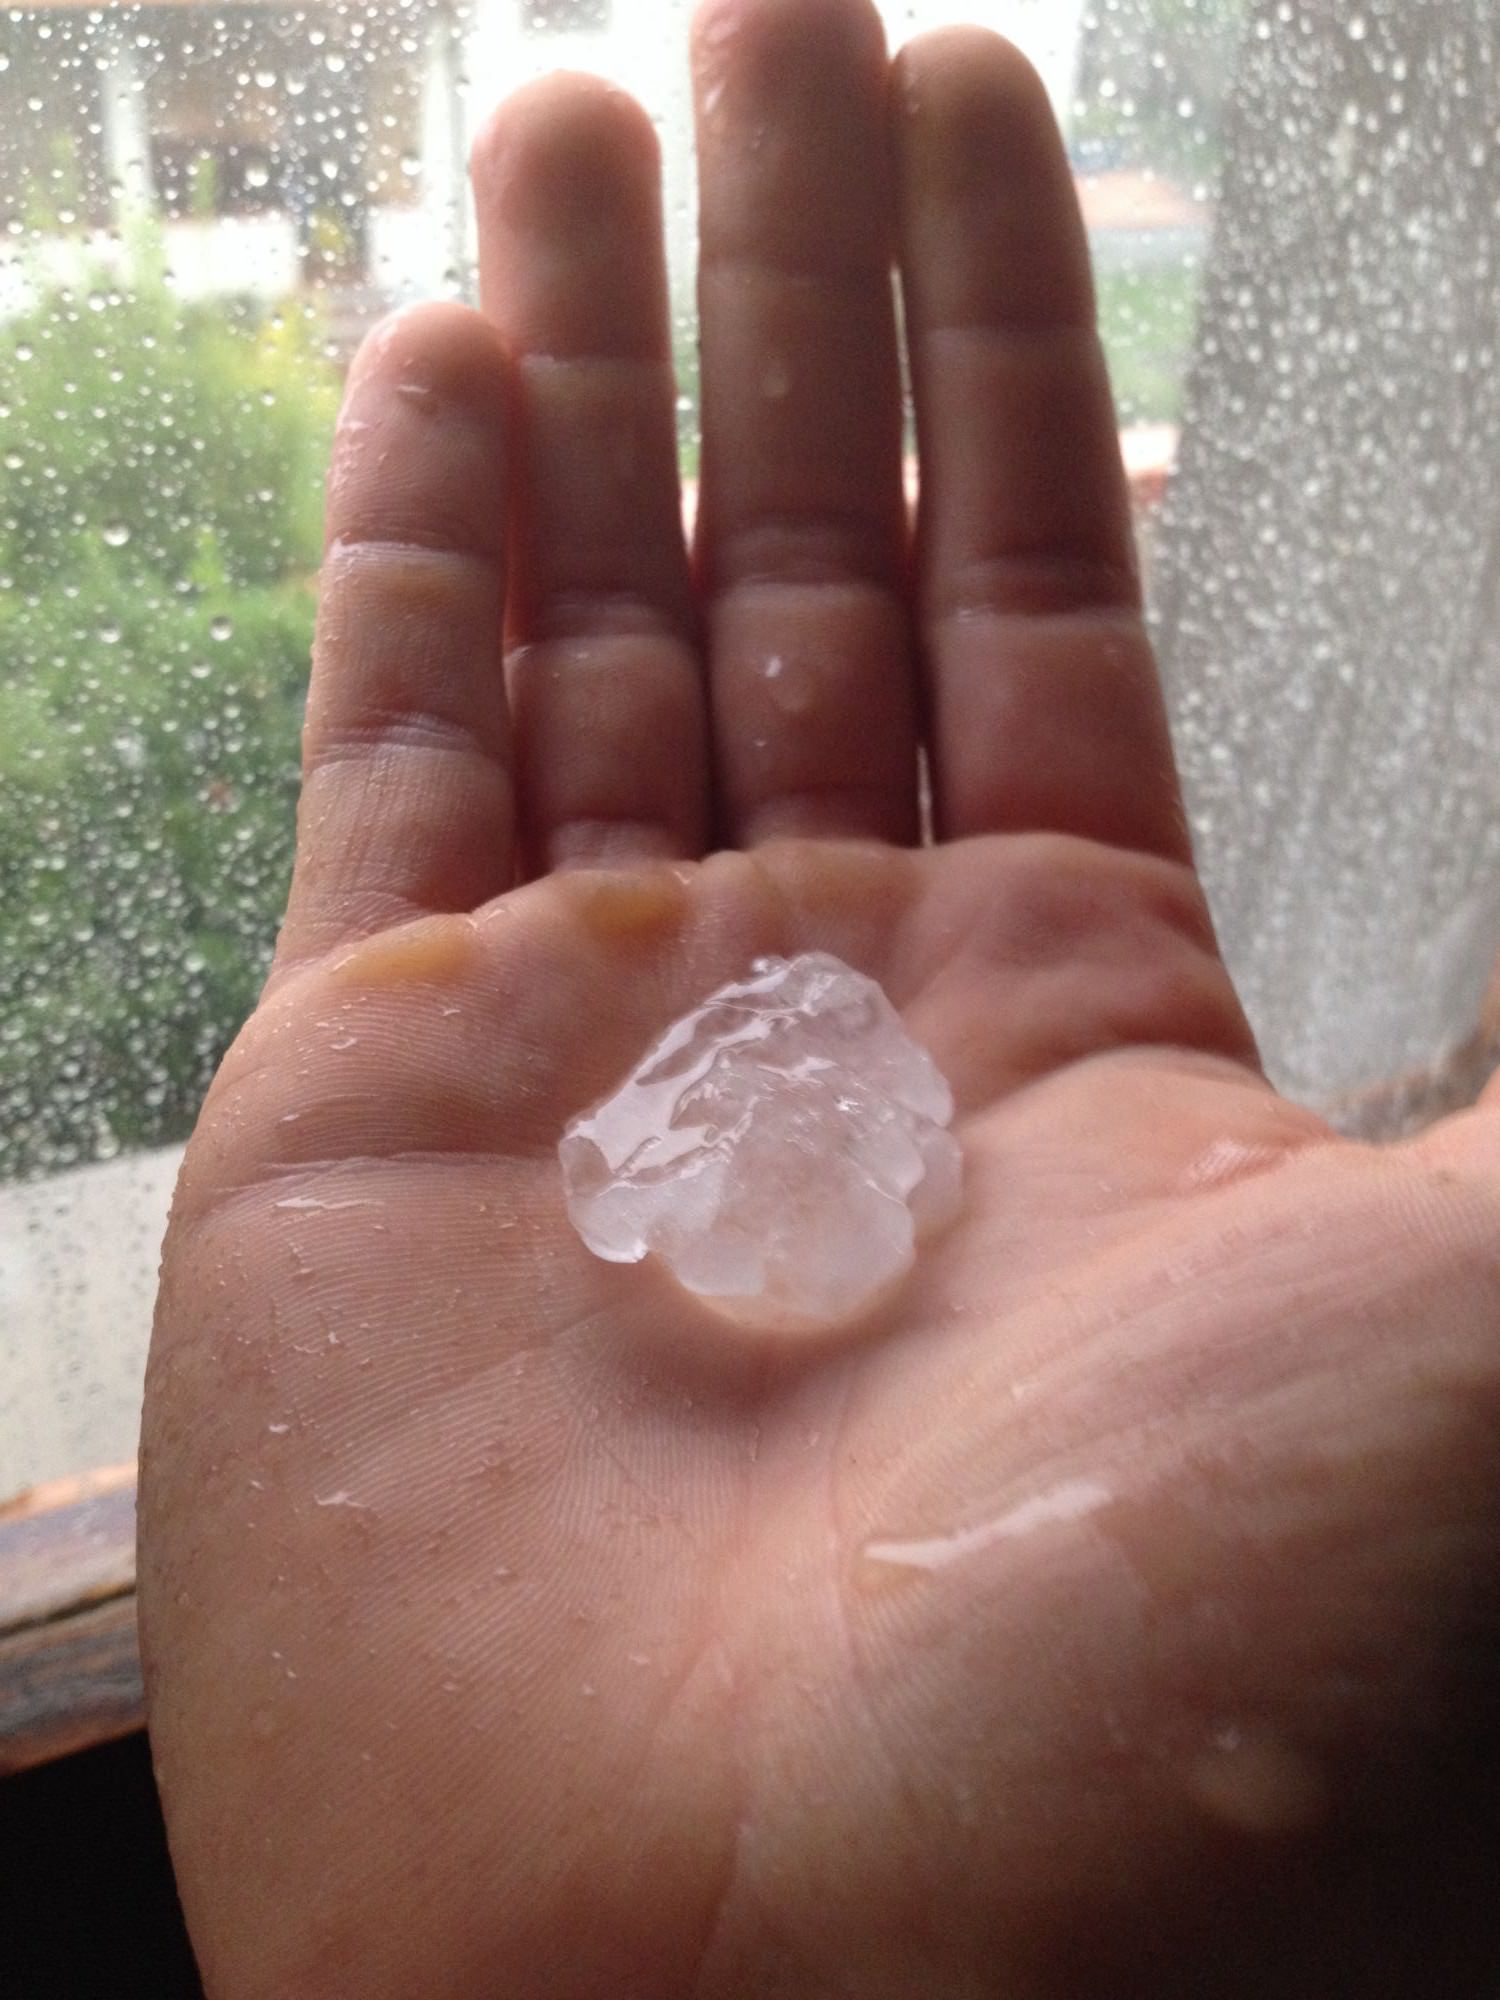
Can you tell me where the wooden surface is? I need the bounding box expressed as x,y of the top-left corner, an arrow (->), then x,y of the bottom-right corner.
0,1463 -> 141,1777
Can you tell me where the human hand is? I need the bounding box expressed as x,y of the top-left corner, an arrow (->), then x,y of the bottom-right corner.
140,3 -> 1500,1995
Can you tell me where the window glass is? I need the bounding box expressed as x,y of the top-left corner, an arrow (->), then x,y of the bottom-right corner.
3,0 -> 1494,1496
527,0 -> 613,32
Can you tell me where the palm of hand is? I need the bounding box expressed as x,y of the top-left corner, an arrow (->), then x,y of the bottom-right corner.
141,7 -> 1500,1998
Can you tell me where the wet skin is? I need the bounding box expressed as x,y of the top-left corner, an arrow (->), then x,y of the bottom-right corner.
140,4 -> 1500,1996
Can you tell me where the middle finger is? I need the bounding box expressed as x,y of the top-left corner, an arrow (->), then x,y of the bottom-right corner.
473,76 -> 709,876
693,0 -> 919,848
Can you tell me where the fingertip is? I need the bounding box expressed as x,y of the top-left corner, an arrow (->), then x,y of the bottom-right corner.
469,70 -> 662,229
327,301 -> 511,570
894,22 -> 1091,332
344,301 -> 510,415
469,72 -> 668,359
895,22 -> 1055,125
894,22 -> 1075,226
692,0 -> 888,115
693,0 -> 887,60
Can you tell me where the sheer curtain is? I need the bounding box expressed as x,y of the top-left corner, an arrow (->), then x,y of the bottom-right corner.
1156,0 -> 1500,1124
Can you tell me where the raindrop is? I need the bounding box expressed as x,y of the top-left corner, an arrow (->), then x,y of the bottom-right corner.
209,616 -> 234,642
102,522 -> 130,547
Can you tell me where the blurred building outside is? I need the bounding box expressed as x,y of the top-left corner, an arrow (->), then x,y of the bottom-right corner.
3,0 -> 1188,515
1,0 -> 1179,361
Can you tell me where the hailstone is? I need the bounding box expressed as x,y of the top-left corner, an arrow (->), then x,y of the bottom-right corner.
559,953 -> 962,1327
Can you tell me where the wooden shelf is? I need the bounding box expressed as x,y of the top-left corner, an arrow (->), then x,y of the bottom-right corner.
0,1464 -> 142,1778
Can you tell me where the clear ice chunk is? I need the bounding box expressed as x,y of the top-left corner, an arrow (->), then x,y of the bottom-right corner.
559,953 -> 963,1328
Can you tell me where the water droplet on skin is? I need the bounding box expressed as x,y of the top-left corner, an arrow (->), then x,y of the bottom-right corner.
272,1194 -> 377,1213
1186,1726 -> 1329,1837
860,1479 -> 1114,1578
760,359 -> 792,400
763,653 -> 814,716
696,1 -> 739,54
1181,1138 -> 1285,1191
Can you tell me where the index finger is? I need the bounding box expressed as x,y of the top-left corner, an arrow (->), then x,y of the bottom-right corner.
276,304 -> 515,976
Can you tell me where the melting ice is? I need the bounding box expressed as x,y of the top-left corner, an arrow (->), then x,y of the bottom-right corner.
560,953 -> 962,1328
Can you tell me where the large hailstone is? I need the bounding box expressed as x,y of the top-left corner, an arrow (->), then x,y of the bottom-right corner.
559,953 -> 962,1328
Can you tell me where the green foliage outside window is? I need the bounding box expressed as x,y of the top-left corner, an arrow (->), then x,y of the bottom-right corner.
0,273 -> 337,1179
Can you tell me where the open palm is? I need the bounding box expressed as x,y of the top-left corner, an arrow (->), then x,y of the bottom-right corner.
140,6 -> 1500,1996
